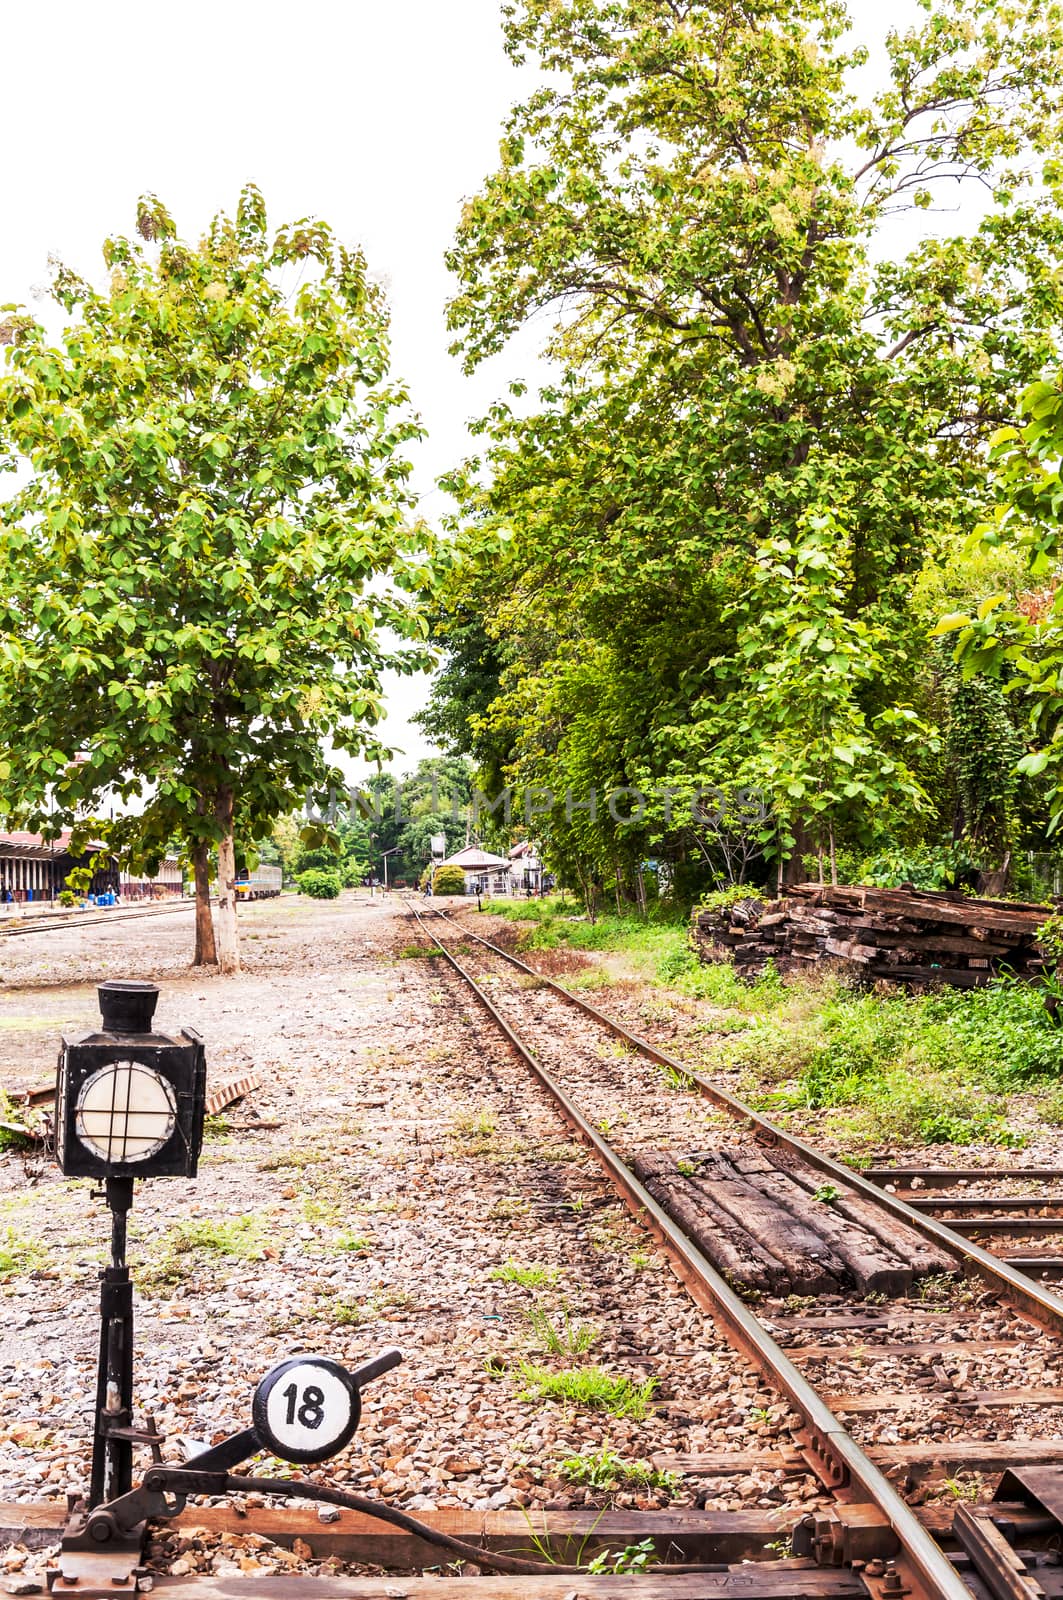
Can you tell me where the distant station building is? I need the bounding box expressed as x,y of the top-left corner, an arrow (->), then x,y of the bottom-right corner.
0,831 -> 182,904
508,840 -> 543,893
439,844 -> 512,896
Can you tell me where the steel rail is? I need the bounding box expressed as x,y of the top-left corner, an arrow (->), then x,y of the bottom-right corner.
0,904 -> 193,939
422,900 -> 1063,1341
403,900 -> 973,1600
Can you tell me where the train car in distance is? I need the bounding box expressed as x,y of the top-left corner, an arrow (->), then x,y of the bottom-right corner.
234,864 -> 283,901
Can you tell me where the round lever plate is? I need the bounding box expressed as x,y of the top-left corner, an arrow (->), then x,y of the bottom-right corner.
252,1356 -> 361,1464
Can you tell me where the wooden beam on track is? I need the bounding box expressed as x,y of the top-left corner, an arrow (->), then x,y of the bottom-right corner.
149,1570 -> 875,1599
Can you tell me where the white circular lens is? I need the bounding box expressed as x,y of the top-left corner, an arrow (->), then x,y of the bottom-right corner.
75,1062 -> 177,1163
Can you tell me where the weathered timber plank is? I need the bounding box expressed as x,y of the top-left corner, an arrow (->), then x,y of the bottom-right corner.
748,1168 -> 913,1296
789,1340 -> 1022,1360
767,1151 -> 958,1278
768,1311 -> 958,1332
655,1441 -> 1063,1477
0,1504 -> 800,1569
172,1504 -> 798,1566
630,1155 -> 778,1293
827,1385 -> 1063,1413
148,1570 -> 873,1599
823,939 -> 877,963
686,1172 -> 847,1295
869,965 -> 993,988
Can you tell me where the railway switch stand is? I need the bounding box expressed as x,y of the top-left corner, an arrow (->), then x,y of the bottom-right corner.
55,981 -> 206,1511
49,976 -> 406,1595
48,1349 -> 403,1596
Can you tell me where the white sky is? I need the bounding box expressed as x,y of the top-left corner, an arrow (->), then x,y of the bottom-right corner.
3,0 -> 945,782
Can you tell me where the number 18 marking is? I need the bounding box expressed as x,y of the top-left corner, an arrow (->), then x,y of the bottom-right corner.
281,1382 -> 326,1429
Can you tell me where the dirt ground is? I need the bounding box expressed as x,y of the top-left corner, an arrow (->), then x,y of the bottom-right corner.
0,891 -> 813,1583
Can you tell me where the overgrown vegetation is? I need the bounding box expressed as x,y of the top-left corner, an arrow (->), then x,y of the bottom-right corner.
0,1226 -> 47,1279
524,1302 -> 599,1358
489,1259 -> 559,1288
725,977 -> 1063,1146
479,899 -> 1060,1149
138,1213 -> 270,1290
516,1363 -> 658,1419
559,1447 -> 679,1495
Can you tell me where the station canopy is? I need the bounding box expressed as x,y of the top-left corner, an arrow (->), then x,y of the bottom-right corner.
440,846 -> 511,872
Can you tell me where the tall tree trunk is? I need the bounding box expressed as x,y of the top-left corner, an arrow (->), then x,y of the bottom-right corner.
192,842 -> 217,966
782,817 -> 815,887
215,788 -> 240,975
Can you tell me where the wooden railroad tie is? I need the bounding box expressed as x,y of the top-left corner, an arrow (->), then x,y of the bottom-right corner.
631,1147 -> 955,1298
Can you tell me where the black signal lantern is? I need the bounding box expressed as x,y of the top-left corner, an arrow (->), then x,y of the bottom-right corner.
57,981 -> 205,1179
55,982 -> 206,1510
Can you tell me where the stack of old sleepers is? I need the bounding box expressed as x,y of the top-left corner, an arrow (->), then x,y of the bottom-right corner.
632,1147 -> 956,1296
692,882 -> 1051,989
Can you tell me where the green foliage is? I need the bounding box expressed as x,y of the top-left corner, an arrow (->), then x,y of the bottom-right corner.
57,889 -> 77,907
731,979 -> 1061,1145
523,1302 -> 599,1357
432,864 -> 467,895
696,885 -> 769,915
0,1226 -> 46,1278
585,1539 -> 659,1575
0,187 -> 434,967
489,1259 -> 559,1288
297,868 -> 343,900
516,1363 -> 657,1420
858,843 -> 983,892
138,1213 -> 269,1289
559,1447 -> 678,1495
433,0 -> 1063,888
332,1232 -> 373,1255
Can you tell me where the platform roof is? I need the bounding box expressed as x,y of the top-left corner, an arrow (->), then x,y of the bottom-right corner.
441,845 -> 512,872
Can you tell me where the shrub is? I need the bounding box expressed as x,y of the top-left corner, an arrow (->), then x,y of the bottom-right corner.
297,868 -> 342,899
58,889 -> 77,907
695,884 -> 768,913
432,865 -> 467,895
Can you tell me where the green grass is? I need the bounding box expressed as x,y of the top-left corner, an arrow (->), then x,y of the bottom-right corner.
719,978 -> 1054,1147
497,899 -> 1061,1151
450,1107 -> 498,1140
516,1362 -> 658,1419
489,1259 -> 559,1288
559,1447 -> 679,1494
332,1231 -> 373,1254
0,1226 -> 47,1278
138,1213 -> 270,1289
482,898 -> 686,970
524,1302 -> 599,1357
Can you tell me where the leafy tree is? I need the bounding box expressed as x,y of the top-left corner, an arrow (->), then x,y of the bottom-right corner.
354,755 -> 475,880
432,864 -> 467,895
941,361 -> 1063,831
436,0 -> 1063,897
0,188 -> 433,970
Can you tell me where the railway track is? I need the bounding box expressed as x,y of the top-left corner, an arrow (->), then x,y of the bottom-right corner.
0,902 -> 193,938
401,895 -> 1063,1600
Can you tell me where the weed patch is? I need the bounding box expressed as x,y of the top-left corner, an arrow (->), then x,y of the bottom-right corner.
516,1363 -> 657,1419
489,1259 -> 559,1288
728,985 -> 1034,1147
524,1303 -> 598,1357
0,1226 -> 47,1279
559,1447 -> 679,1494
138,1213 -> 270,1290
